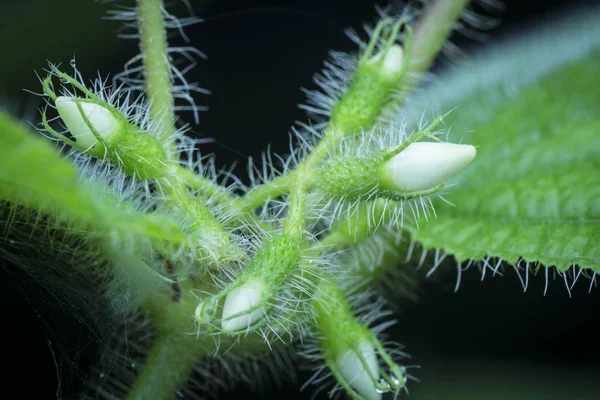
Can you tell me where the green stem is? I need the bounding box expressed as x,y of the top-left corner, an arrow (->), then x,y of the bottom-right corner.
405,0 -> 471,86
127,280 -> 280,400
269,133 -> 335,236
125,333 -> 205,400
136,0 -> 243,261
317,199 -> 415,292
235,1 -> 470,211
233,132 -> 333,213
175,165 -> 234,202
176,166 -> 274,232
284,169 -> 308,236
232,174 -> 290,213
131,6 -> 245,227
137,0 -> 176,153
127,281 -> 209,400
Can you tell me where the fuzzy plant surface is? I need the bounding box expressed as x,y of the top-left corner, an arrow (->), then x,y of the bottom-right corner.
0,1 -> 599,399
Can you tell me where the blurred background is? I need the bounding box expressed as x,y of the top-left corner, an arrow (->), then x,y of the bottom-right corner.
1,0 -> 599,399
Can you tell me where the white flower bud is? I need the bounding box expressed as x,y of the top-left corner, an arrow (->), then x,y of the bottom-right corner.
380,142 -> 476,192
367,44 -> 404,80
382,44 -> 404,77
336,340 -> 381,400
221,279 -> 265,332
55,96 -> 122,149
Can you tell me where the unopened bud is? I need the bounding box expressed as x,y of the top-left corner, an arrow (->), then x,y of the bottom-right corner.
221,279 -> 265,332
336,341 -> 381,400
55,96 -> 123,149
379,142 -> 476,192
382,44 -> 404,77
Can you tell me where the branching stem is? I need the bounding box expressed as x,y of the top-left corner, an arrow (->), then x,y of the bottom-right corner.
125,2 -> 473,399
234,0 -> 471,211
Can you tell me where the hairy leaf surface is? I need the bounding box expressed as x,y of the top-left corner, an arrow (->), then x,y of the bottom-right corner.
0,110 -> 184,243
404,18 -> 600,272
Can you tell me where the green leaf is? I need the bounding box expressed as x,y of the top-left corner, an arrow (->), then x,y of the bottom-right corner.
0,110 -> 185,244
405,40 -> 600,272
0,110 -> 97,222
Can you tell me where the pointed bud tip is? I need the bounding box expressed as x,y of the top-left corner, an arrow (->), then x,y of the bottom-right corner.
381,142 -> 476,192
336,341 -> 381,400
221,280 -> 265,332
55,96 -> 122,149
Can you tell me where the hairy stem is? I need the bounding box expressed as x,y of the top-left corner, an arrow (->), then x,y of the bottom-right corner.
128,280 -> 278,400
234,0 -> 471,210
136,0 -> 242,258
137,0 -> 176,153
128,282 -> 210,400
136,0 -> 235,210
135,6 -> 244,230
125,333 -> 205,400
284,171 -> 308,236
233,133 -> 333,213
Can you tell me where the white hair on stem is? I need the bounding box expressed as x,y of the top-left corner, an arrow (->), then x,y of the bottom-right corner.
105,0 -> 208,125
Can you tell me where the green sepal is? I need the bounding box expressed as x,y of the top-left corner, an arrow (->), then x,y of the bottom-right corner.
42,71 -> 171,180
329,18 -> 410,136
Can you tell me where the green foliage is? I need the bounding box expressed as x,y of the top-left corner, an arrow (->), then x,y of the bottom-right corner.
407,51 -> 600,272
1,1 -> 599,400
0,110 -> 186,245
0,110 -> 99,225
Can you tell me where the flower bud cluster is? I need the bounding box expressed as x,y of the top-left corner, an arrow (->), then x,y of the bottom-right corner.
26,6 -> 485,399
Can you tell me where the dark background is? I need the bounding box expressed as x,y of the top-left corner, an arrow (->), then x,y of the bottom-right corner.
1,0 -> 599,399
